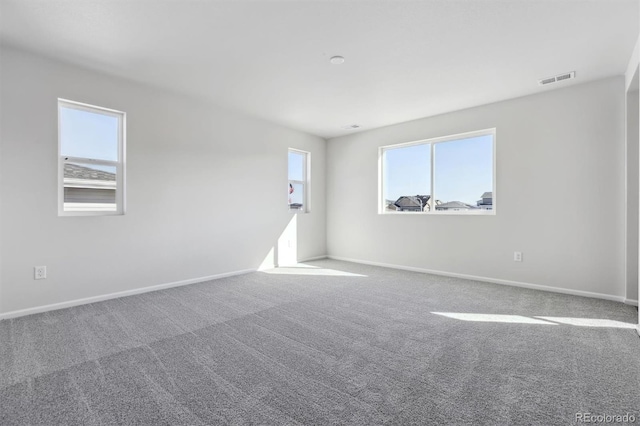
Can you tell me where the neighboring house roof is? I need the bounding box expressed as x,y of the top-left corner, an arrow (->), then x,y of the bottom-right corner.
478,191 -> 493,206
64,163 -> 115,181
64,163 -> 116,190
394,195 -> 430,210
436,201 -> 477,210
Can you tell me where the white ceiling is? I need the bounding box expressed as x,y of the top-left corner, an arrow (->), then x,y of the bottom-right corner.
1,0 -> 638,139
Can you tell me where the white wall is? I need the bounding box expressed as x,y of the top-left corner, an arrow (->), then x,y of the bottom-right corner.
0,49 -> 3,317
626,88 -> 639,304
0,47 -> 326,315
626,26 -> 640,329
327,77 -> 626,300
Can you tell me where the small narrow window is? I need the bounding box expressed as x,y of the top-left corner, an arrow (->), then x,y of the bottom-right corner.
58,99 -> 125,215
288,149 -> 310,212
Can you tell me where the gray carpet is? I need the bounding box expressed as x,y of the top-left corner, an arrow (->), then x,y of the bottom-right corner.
1,259 -> 639,425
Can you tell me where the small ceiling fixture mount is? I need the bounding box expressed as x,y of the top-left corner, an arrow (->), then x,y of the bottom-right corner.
343,124 -> 360,130
330,56 -> 345,65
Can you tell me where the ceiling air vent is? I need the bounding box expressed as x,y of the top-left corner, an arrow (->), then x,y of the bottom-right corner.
538,71 -> 575,86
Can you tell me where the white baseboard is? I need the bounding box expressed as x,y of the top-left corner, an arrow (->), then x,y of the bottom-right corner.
0,268 -> 256,320
298,255 -> 328,262
327,255 -> 627,304
624,298 -> 639,306
268,255 -> 328,269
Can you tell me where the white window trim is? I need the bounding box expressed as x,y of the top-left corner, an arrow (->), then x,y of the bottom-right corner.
379,128 -> 496,215
288,148 -> 311,214
58,98 -> 126,216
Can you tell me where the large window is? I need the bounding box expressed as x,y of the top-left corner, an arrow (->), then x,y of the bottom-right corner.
58,99 -> 126,215
380,129 -> 495,214
288,148 -> 309,212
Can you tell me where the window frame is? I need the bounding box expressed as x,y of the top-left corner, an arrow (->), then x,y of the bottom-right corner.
288,148 -> 310,213
58,98 -> 126,216
378,128 -> 496,215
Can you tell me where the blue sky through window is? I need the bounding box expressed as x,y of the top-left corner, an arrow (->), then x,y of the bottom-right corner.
383,143 -> 430,201
60,106 -> 118,162
288,151 -> 304,181
434,135 -> 493,205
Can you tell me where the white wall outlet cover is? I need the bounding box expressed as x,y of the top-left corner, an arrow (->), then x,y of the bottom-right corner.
34,266 -> 47,279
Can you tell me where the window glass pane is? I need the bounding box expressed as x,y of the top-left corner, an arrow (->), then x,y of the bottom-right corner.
288,182 -> 304,210
383,144 -> 430,212
433,135 -> 493,211
63,162 -> 116,211
288,151 -> 305,181
60,106 -> 119,161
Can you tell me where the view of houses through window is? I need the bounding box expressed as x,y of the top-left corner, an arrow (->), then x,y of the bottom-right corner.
58,99 -> 125,215
381,129 -> 494,214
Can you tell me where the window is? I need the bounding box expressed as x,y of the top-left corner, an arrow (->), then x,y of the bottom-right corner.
58,99 -> 125,215
380,129 -> 495,214
288,149 -> 309,212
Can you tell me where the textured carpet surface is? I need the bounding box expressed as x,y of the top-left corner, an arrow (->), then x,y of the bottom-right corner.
1,259 -> 639,425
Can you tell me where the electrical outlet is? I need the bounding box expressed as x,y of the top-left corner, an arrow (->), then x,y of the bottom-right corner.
513,252 -> 522,262
34,266 -> 47,280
